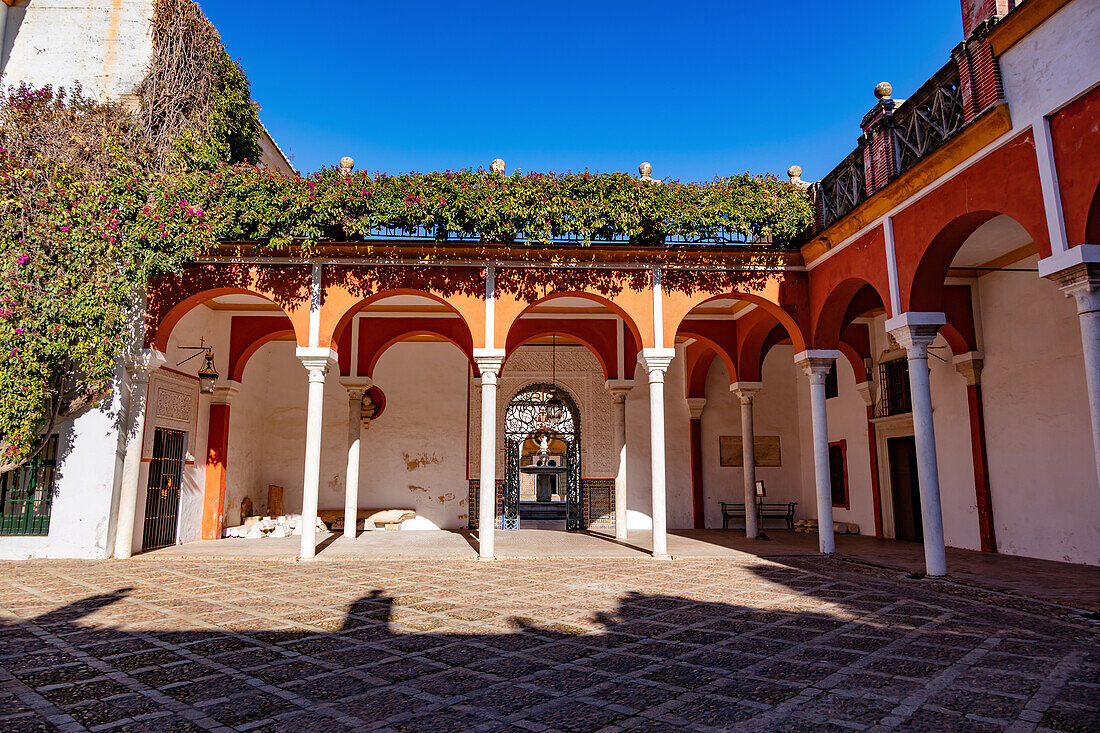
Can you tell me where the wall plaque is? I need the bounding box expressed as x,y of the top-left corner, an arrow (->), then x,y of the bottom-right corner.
719,436 -> 781,467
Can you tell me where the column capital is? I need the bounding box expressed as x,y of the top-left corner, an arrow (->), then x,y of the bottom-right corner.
339,377 -> 373,399
885,312 -> 945,356
639,347 -> 676,374
730,381 -> 764,403
211,380 -> 242,405
296,347 -> 338,382
604,379 -> 635,402
686,397 -> 707,420
952,351 -> 984,386
855,380 -> 875,407
473,348 -> 506,377
126,349 -> 167,382
1046,260 -> 1100,314
794,350 -> 838,383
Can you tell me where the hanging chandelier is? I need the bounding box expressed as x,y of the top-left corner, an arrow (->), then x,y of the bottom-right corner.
544,333 -> 565,422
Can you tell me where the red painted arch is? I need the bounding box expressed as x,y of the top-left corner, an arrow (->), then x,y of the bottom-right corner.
812,278 -> 888,350
678,319 -> 738,381
358,316 -> 476,378
504,318 -> 618,381
331,288 -> 478,355
228,315 -> 296,382
146,265 -> 311,351
893,129 -> 1050,312
1050,83 -> 1100,248
684,343 -> 718,399
503,291 -> 645,364
673,292 -> 808,356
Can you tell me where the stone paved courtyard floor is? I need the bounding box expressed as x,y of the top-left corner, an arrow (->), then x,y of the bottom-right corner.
1,557 -> 1097,732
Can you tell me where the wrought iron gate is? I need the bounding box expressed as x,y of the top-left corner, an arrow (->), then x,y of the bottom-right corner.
141,428 -> 186,551
503,383 -> 582,531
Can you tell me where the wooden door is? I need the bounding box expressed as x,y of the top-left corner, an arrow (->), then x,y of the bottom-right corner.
888,436 -> 923,543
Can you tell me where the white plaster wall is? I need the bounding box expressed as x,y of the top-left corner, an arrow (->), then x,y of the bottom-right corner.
701,345 -> 807,529
822,358 -> 876,535
226,340 -> 472,531
359,342 -> 471,529
2,1 -> 155,101
0,383 -> 125,560
1000,0 -> 1100,127
928,334 -> 981,550
621,351 -> 693,530
977,260 -> 1100,564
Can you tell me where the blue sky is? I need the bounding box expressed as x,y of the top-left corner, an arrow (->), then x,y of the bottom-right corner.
199,1 -> 964,182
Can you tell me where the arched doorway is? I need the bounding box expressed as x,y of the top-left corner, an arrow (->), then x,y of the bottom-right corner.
504,383 -> 582,531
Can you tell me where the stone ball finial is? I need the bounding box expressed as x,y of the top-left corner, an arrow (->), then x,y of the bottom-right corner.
639,161 -> 653,178
787,165 -> 809,189
490,158 -> 505,174
339,156 -> 354,174
874,82 -> 893,100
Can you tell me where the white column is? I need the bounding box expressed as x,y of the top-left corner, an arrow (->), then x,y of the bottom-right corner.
605,380 -> 633,539
886,312 -> 947,577
297,348 -> 337,560
795,351 -> 838,555
731,382 -> 764,539
474,350 -> 505,560
641,349 -> 675,559
1050,263 -> 1100,488
113,350 -> 167,559
340,378 -> 371,540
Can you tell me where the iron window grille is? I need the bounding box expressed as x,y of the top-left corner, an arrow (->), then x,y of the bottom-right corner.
0,435 -> 58,536
876,358 -> 912,417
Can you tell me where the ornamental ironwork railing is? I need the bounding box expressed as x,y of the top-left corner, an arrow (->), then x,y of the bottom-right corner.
892,64 -> 966,174
346,223 -> 771,247
816,147 -> 868,229
812,61 -> 967,231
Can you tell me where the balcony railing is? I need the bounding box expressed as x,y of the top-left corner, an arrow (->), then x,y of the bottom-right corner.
812,61 -> 967,231
893,64 -> 966,175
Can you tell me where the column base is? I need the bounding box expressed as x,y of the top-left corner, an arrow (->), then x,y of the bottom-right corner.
651,553 -> 672,561
477,555 -> 496,562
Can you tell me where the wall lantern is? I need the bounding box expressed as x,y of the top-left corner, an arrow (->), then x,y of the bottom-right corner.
863,356 -> 874,377
178,338 -> 219,394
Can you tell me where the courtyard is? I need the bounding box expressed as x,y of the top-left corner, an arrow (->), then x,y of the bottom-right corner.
1,554 -> 1097,732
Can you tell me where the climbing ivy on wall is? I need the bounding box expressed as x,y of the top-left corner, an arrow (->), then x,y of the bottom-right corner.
181,166 -> 812,247
0,0 -> 262,470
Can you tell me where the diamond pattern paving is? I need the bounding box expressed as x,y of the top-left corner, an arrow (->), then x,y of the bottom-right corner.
0,557 -> 1096,732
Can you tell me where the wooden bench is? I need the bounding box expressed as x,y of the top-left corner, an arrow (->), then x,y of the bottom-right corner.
718,501 -> 797,530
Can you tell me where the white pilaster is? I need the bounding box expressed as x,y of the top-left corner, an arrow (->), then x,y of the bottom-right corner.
641,348 -> 675,559
340,378 -> 372,540
794,351 -> 839,555
1047,262 -> 1100,487
474,349 -> 506,560
112,349 -> 167,559
296,347 -> 337,560
885,312 -> 948,577
605,380 -> 634,540
731,381 -> 764,539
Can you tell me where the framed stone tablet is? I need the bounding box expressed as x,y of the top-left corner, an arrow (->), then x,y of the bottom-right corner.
719,436 -> 782,467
